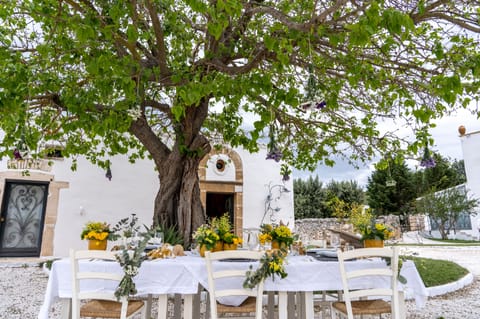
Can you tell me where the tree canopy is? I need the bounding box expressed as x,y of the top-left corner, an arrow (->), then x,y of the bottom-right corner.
1,0 -> 479,243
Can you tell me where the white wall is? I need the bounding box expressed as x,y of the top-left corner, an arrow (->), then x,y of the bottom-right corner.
50,155 -> 158,256
460,130 -> 480,238
236,146 -> 294,229
0,144 -> 294,257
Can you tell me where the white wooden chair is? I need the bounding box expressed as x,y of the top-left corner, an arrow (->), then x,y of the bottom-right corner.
205,250 -> 265,319
70,249 -> 146,319
331,247 -> 401,319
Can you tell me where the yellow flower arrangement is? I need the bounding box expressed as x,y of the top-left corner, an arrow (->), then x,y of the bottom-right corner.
192,224 -> 220,250
243,248 -> 288,289
258,233 -> 272,245
222,232 -> 242,245
360,222 -> 394,241
81,221 -> 114,241
260,223 -> 294,246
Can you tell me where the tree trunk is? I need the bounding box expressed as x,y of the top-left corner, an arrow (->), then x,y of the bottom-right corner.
130,99 -> 210,247
153,155 -> 207,246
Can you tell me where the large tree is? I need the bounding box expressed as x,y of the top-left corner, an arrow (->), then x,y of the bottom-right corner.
1,1 -> 479,244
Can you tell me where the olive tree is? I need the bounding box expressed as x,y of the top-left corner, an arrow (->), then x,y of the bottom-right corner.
1,1 -> 479,244
416,186 -> 479,239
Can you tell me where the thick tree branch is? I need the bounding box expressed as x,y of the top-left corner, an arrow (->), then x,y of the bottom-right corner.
145,0 -> 171,76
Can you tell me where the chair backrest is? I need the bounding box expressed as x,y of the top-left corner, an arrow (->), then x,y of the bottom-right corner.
337,247 -> 400,319
70,249 -> 129,319
205,250 -> 265,319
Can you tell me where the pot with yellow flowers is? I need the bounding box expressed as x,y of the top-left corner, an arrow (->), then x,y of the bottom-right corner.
359,222 -> 394,248
192,225 -> 220,257
222,232 -> 242,250
81,221 -> 115,250
260,223 -> 294,251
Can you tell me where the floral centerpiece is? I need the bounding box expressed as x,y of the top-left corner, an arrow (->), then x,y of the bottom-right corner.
193,213 -> 240,255
81,221 -> 115,241
260,223 -> 294,249
359,222 -> 394,241
243,248 -> 288,289
211,213 -> 232,241
193,224 -> 220,254
81,221 -> 116,250
222,232 -> 242,250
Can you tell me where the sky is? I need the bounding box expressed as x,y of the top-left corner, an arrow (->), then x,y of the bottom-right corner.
293,108 -> 480,187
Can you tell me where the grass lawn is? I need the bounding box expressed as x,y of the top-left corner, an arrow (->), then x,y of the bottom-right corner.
404,255 -> 469,287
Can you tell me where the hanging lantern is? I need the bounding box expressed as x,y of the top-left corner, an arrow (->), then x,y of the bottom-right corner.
386,178 -> 397,187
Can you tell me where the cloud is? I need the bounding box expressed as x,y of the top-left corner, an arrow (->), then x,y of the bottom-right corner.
294,109 -> 480,187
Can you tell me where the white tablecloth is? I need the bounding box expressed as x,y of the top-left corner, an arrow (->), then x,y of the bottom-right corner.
39,254 -> 427,319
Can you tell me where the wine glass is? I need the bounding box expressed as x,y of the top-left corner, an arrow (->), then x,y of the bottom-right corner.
330,233 -> 340,250
153,231 -> 164,246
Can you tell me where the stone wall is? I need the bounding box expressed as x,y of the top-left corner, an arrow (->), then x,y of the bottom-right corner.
295,215 -> 402,241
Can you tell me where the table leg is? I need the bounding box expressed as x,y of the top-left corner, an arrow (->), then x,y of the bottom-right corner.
60,299 -> 72,319
267,292 -> 275,319
287,292 -> 296,318
278,292 -> 287,319
304,292 -> 314,319
184,294 -> 193,319
173,294 -> 182,319
145,294 -> 152,318
156,295 -> 168,319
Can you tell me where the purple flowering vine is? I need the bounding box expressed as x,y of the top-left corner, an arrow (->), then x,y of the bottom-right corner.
420,146 -> 436,168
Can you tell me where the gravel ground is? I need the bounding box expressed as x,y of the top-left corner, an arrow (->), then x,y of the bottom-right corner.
2,238 -> 480,319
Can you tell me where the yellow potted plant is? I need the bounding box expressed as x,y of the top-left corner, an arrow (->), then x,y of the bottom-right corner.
193,224 -> 220,257
260,223 -> 294,251
222,232 -> 242,250
359,222 -> 394,248
80,221 -> 114,250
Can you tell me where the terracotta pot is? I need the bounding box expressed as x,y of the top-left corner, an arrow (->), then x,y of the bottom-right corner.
223,243 -> 237,250
363,239 -> 384,248
88,239 -> 107,250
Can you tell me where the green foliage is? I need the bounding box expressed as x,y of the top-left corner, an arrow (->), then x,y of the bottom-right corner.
414,155 -> 467,195
159,224 -> 184,246
366,158 -> 416,215
294,176 -> 365,218
293,176 -> 325,218
0,1 -> 479,238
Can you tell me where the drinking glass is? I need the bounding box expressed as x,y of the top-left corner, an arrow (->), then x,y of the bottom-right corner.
330,233 -> 340,250
245,229 -> 259,250
153,231 -> 164,246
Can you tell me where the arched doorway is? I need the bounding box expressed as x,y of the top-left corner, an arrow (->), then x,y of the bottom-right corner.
198,148 -> 243,236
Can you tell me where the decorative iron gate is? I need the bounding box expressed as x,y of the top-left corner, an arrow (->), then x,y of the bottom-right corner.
0,180 -> 49,257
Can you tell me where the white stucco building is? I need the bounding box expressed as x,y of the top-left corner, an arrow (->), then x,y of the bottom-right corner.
0,146 -> 294,257
459,127 -> 480,239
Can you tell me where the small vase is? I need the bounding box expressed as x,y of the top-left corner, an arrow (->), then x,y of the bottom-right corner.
88,239 -> 107,250
363,239 -> 384,248
223,243 -> 237,250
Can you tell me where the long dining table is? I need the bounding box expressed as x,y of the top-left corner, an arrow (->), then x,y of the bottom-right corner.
39,252 -> 427,319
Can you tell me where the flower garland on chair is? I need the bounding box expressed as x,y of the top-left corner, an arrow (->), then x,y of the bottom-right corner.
114,232 -> 151,299
243,248 -> 288,289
